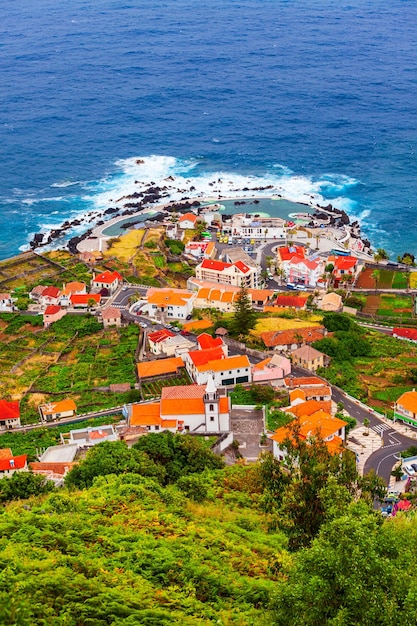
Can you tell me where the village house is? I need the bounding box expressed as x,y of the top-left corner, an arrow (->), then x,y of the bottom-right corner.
319,292 -> 343,312
394,390 -> 417,427
145,288 -> 195,320
184,240 -> 216,259
62,424 -> 117,447
261,326 -> 327,352
186,350 -> 251,387
330,255 -> 359,286
251,354 -> 292,385
277,245 -> 306,264
137,356 -> 185,382
291,344 -> 326,371
269,397 -> 346,462
0,448 -> 28,479
224,213 -> 287,240
194,287 -> 238,313
30,285 -> 47,302
195,258 -> 260,289
40,286 -> 62,307
148,328 -> 194,357
59,282 -> 87,307
281,256 -> 324,288
197,333 -> 224,350
29,460 -> 77,486
273,294 -> 309,310
39,399 -> 77,423
101,306 -> 122,328
0,400 -> 21,431
70,293 -> 101,309
178,212 -> 198,229
0,293 -> 13,312
288,384 -> 332,404
91,270 -> 123,294
124,375 -> 230,434
43,304 -> 67,327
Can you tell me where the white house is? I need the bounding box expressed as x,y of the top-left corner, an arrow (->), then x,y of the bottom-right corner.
226,214 -> 287,240
178,212 -> 198,229
186,349 -> 252,386
92,270 -> 123,294
0,293 -> 13,312
0,400 -> 21,431
145,288 -> 195,320
281,256 -> 324,287
195,258 -> 260,289
0,449 -> 28,479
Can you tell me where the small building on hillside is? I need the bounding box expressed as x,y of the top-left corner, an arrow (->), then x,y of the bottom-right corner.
43,305 -> 67,327
101,306 -> 122,328
178,212 -> 198,230
137,356 -> 185,381
252,354 -> 291,385
320,292 -> 343,312
40,286 -> 62,307
145,288 -> 194,320
0,293 -> 13,312
70,293 -> 101,309
0,400 -> 21,431
148,329 -> 194,357
62,425 -> 117,447
394,390 -> 417,427
291,345 -> 326,371
0,448 -> 28,479
261,326 -> 326,352
274,295 -> 308,310
39,399 -> 77,423
92,270 -> 123,294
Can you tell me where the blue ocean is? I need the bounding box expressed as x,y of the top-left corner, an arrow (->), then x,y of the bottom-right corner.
1,0 -> 416,260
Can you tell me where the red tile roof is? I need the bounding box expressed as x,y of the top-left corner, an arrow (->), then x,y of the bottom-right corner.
284,376 -> 324,388
44,305 -> 62,316
94,270 -> 123,284
234,260 -> 250,274
334,256 -> 357,270
278,245 -> 305,261
261,326 -> 326,348
393,327 -> 417,341
200,259 -> 231,272
179,212 -> 197,223
148,329 -> 176,344
137,357 -> 184,379
0,400 -> 19,420
188,346 -> 225,367
197,333 -> 223,350
42,286 -> 61,298
0,454 -> 27,472
29,462 -> 77,475
275,295 -> 308,308
70,293 -> 101,305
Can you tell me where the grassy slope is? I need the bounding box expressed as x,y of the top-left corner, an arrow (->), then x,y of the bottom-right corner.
0,467 -> 284,625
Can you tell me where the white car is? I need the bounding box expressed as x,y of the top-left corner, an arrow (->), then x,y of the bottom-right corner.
295,285 -> 305,290
139,322 -> 147,329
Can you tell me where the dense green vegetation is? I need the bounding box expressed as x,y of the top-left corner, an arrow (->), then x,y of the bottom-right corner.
0,428 -> 411,625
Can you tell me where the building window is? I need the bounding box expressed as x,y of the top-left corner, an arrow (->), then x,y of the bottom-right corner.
155,425 -> 160,431
209,404 -> 214,411
210,416 -> 214,422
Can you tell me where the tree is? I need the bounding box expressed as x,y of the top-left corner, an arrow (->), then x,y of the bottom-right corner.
65,440 -> 165,489
230,285 -> 258,337
371,269 -> 380,294
363,417 -> 370,435
0,471 -> 55,503
374,248 -> 389,264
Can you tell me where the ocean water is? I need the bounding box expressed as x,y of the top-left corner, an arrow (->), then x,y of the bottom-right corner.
0,0 -> 417,260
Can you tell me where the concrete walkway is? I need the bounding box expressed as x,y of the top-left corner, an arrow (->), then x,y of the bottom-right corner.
347,425 -> 384,475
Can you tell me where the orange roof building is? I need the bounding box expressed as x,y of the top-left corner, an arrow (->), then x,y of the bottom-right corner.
270,410 -> 347,461
124,375 -> 230,434
394,390 -> 417,426
185,347 -> 251,386
39,399 -> 77,423
145,288 -> 194,320
261,326 -> 326,350
137,356 -> 185,380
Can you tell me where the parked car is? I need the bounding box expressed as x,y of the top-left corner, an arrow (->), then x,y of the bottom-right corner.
186,314 -> 192,320
139,322 -> 147,329
286,283 -> 296,290
295,285 -> 305,291
180,330 -> 191,336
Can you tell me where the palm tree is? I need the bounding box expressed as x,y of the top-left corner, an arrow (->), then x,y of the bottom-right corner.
371,269 -> 380,294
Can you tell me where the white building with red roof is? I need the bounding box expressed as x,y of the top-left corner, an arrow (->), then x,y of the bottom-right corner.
0,400 -> 21,431
277,245 -> 306,263
40,286 -> 62,307
178,212 -> 198,229
0,448 -> 28,478
195,258 -> 260,288
0,293 -> 13,312
282,256 -> 324,287
185,346 -> 251,386
92,270 -> 123,294
43,304 -> 67,327
330,255 -> 360,285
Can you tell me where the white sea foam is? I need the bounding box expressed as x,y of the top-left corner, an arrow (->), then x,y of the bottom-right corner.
23,154 -> 362,252
51,180 -> 84,188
